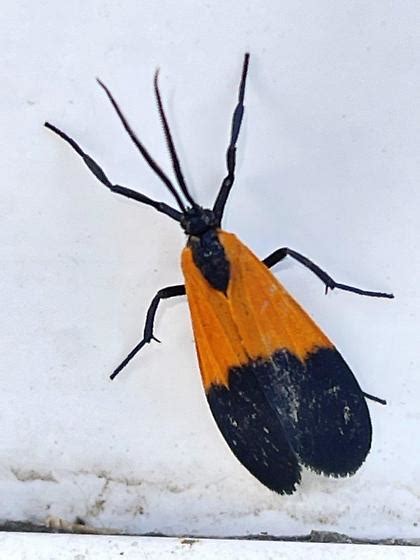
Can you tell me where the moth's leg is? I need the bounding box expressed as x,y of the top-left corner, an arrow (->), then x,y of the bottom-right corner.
111,284 -> 186,379
263,247 -> 394,299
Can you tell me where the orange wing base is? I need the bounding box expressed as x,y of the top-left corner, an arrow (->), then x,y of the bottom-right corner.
181,231 -> 333,390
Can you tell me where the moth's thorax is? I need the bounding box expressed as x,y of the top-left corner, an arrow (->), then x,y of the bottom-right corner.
187,229 -> 230,293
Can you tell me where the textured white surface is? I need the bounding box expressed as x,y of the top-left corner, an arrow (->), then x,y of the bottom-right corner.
0,533 -> 418,560
1,0 -> 419,540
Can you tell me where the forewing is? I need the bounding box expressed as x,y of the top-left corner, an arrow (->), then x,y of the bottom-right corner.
181,231 -> 372,493
221,232 -> 372,476
182,243 -> 300,494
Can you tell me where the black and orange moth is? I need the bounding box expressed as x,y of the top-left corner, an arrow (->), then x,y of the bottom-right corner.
45,54 -> 392,494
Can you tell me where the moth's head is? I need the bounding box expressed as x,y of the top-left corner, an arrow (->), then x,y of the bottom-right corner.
180,206 -> 218,236
45,54 -> 250,239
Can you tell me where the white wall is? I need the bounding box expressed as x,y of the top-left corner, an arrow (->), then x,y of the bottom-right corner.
1,0 -> 419,539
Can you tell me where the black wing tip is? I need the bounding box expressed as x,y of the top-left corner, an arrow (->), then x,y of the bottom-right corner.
211,347 -> 373,489
271,474 -> 301,495
300,457 -> 367,479
207,369 -> 301,496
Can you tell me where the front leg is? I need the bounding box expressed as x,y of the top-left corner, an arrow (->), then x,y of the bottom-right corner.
111,284 -> 186,380
263,247 -> 394,299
